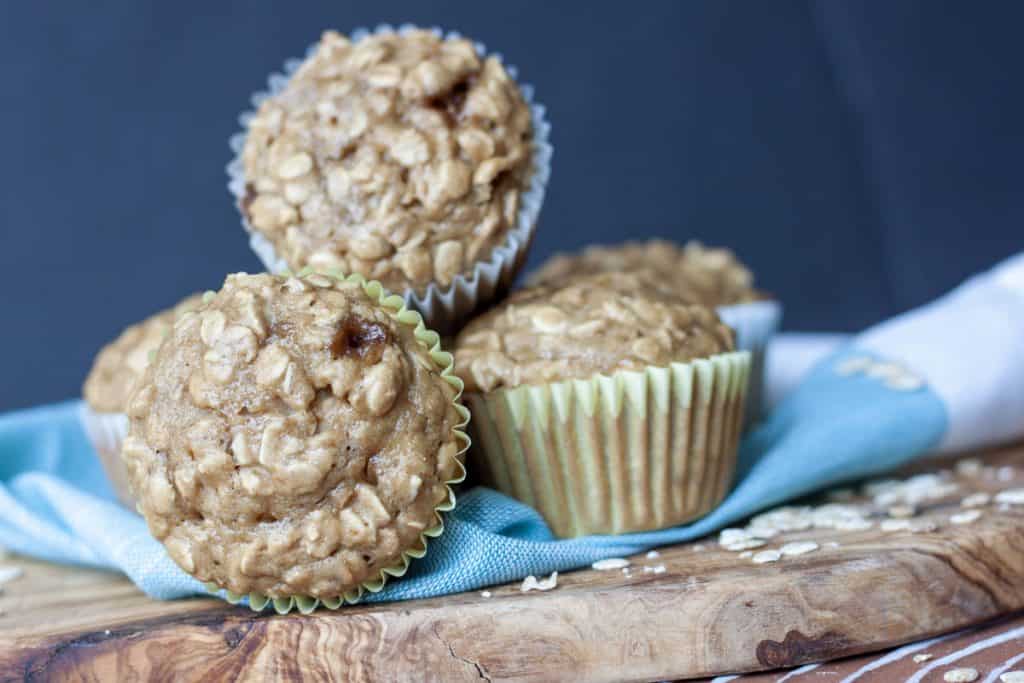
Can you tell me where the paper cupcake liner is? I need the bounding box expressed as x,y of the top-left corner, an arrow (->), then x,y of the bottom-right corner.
79,404 -> 136,509
227,24 -> 553,335
466,351 -> 750,538
197,270 -> 470,614
717,300 -> 781,428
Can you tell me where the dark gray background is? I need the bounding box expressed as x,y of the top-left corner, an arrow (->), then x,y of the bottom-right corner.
2,1 -> 1022,410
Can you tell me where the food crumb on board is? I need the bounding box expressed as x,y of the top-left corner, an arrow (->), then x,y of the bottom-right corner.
913,653 -> 933,663
955,458 -> 983,476
0,566 -> 23,594
961,492 -> 992,508
591,558 -> 630,571
480,591 -> 492,599
996,466 -> 1016,482
943,667 -> 979,682
520,571 -> 558,593
738,551 -> 753,558
887,504 -> 916,518
779,541 -> 819,557
645,550 -> 660,559
751,550 -> 781,564
950,509 -> 983,525
994,488 -> 1024,505
642,564 -> 666,574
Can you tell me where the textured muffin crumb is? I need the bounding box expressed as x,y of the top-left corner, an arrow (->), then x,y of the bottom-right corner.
454,276 -> 735,392
83,293 -> 204,413
122,272 -> 463,598
527,239 -> 763,307
241,29 -> 534,293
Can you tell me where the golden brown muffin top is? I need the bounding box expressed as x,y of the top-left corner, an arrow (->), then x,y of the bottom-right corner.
527,239 -> 763,307
83,293 -> 205,413
122,272 -> 463,599
454,275 -> 735,392
241,29 -> 533,293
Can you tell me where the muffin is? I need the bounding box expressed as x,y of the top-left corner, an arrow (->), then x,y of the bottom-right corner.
527,239 -> 763,306
81,293 -> 204,507
121,272 -> 468,612
527,240 -> 781,426
454,277 -> 750,537
230,26 -> 552,333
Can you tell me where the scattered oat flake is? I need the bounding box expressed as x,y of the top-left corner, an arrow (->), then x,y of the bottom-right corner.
780,541 -> 819,557
0,566 -> 22,586
956,458 -> 983,476
913,653 -> 933,663
480,591 -> 492,598
950,509 -> 982,525
995,489 -> 1024,505
592,558 -> 630,571
719,528 -> 759,545
642,564 -> 667,575
752,550 -> 781,564
961,492 -> 992,508
724,538 -> 767,551
1000,672 -> 1024,683
645,550 -> 660,559
692,544 -> 706,551
871,473 -> 959,508
520,571 -> 558,592
881,519 -> 913,532
888,504 -> 916,518
943,667 -> 978,682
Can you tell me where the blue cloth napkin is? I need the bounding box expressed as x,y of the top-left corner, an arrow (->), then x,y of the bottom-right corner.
2,253 -> 1023,604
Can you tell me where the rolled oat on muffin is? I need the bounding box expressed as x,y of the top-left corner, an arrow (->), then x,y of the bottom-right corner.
81,293 -> 204,508
527,239 -> 780,427
122,272 -> 468,611
454,277 -> 750,538
232,27 -> 552,332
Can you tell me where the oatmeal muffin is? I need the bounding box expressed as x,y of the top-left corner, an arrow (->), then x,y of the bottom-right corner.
84,293 -> 205,414
527,239 -> 763,307
122,272 -> 467,609
454,278 -> 750,537
233,27 -> 551,331
528,240 -> 780,426
81,293 -> 204,508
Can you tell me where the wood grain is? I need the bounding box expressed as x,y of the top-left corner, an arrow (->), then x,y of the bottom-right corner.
3,444 -> 1024,682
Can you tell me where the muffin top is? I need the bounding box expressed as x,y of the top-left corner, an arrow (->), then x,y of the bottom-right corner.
454,275 -> 735,392
83,293 -> 204,413
527,239 -> 763,307
122,272 -> 464,599
240,29 -> 534,293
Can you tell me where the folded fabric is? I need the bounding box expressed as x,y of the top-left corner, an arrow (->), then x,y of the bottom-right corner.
1,253 -> 1022,604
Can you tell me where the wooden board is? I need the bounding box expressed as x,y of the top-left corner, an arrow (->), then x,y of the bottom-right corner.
715,612 -> 1024,681
3,443 -> 1024,682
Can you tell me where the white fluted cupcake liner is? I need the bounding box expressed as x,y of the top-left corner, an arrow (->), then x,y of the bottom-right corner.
466,351 -> 750,538
78,404 -> 135,509
717,300 -> 782,428
227,24 -> 552,335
